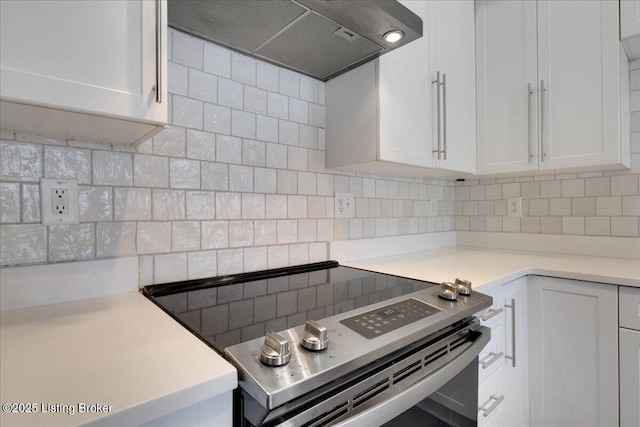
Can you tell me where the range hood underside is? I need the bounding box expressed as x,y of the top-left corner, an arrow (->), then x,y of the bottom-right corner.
168,0 -> 422,81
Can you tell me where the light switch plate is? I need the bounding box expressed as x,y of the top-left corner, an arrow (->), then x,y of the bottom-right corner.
40,178 -> 79,225
334,192 -> 355,218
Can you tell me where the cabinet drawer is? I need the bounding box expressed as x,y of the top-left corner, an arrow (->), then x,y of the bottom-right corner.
478,322 -> 505,384
478,368 -> 506,427
620,286 -> 640,331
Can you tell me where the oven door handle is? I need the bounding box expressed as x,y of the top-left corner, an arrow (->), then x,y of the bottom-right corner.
335,326 -> 491,427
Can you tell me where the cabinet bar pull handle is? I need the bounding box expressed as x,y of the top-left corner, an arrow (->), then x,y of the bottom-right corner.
479,394 -> 505,417
540,80 -> 546,162
442,73 -> 447,160
480,351 -> 504,369
155,0 -> 163,104
505,298 -> 516,368
527,83 -> 533,163
480,307 -> 503,321
432,71 -> 441,160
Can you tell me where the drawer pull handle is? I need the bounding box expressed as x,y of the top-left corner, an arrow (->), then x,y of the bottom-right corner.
480,307 -> 503,321
479,394 -> 505,417
480,351 -> 504,369
505,299 -> 516,368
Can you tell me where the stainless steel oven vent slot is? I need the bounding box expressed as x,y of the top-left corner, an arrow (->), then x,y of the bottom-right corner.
424,346 -> 449,366
392,359 -> 422,385
302,401 -> 349,427
449,336 -> 468,352
352,378 -> 390,408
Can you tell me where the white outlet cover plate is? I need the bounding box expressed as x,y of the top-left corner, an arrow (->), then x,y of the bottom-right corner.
40,178 -> 80,225
507,197 -> 522,218
334,192 -> 355,218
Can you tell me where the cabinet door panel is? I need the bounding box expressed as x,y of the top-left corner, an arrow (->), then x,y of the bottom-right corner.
620,328 -> 640,427
378,0 -> 432,168
528,276 -> 618,427
430,0 -> 476,174
476,0 -> 538,174
537,0 -> 621,168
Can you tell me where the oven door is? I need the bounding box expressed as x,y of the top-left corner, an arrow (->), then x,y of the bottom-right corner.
240,321 -> 489,427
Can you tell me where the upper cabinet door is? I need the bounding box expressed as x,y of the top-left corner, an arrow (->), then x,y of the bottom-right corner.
476,0 -> 538,174
378,0 -> 433,168
0,0 -> 167,145
429,0 -> 477,174
537,0 -> 621,169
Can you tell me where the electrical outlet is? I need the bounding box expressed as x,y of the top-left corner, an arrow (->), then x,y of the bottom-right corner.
41,178 -> 79,225
507,197 -> 522,218
428,198 -> 438,216
334,192 -> 355,218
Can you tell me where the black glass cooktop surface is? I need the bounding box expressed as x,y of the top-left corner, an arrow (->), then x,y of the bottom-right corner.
143,261 -> 438,353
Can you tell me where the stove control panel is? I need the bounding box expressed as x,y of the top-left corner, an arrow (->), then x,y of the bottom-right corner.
260,331 -> 292,366
340,298 -> 440,339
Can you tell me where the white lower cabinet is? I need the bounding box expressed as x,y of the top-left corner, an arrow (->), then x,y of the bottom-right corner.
528,276 -> 618,427
477,277 -> 528,427
619,286 -> 640,427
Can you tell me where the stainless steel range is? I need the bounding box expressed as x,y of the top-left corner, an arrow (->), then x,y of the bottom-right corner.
143,261 -> 492,426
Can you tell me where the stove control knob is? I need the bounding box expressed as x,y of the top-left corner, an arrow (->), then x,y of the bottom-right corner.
438,282 -> 458,301
455,278 -> 472,296
260,331 -> 291,366
301,320 -> 329,351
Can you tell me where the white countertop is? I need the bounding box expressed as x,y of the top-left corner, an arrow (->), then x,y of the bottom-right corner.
344,246 -> 640,292
0,292 -> 237,427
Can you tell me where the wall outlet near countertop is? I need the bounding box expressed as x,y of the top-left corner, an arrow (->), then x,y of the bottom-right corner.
334,192 -> 355,218
507,197 -> 522,218
40,178 -> 79,225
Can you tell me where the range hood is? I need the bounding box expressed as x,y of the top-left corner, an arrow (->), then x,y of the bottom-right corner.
168,0 -> 423,81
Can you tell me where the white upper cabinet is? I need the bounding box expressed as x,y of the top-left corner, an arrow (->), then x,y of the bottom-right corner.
476,0 -> 629,175
0,0 -> 167,146
326,0 -> 475,178
621,0 -> 640,59
429,0 -> 476,174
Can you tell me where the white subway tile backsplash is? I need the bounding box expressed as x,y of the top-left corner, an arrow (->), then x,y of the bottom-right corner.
114,188 -> 151,220
267,92 -> 289,120
257,115 -> 279,143
49,224 -> 94,261
244,86 -> 268,115
79,186 -> 112,222
596,196 -> 622,216
585,216 -> 610,236
134,154 -> 169,187
97,222 -> 135,257
216,192 -> 242,219
0,182 -> 20,223
611,175 -> 639,195
279,69 -> 300,98
186,191 -> 215,220
173,32 -> 203,69
201,162 -> 228,191
268,245 -> 289,268
289,98 -> 309,124
44,146 -> 91,183
168,62 -> 188,95
188,250 -> 217,279
137,222 -> 171,254
204,104 -> 232,135
170,158 -> 201,189
277,170 -> 298,194
186,129 -> 216,161
231,110 -> 256,139
0,141 -> 42,182
611,217 -> 639,237
21,184 -> 40,223
571,197 -> 596,216
242,194 -> 266,219
202,221 -> 229,249
229,220 -> 254,247
254,167 -> 277,194
218,249 -> 244,275
266,194 -> 288,219
204,42 -> 231,78
287,195 -> 307,218
155,253 -> 188,283
172,221 -> 201,251
229,165 -> 254,192
153,126 -> 187,157
257,62 -> 279,92
139,255 -> 154,286
562,217 -> 585,235
153,189 -> 186,220
216,135 -> 242,164
623,195 -> 640,216
93,150 -> 132,186
308,103 -> 326,128
0,224 -> 46,264
172,95 -> 204,129
279,121 -> 299,146
231,53 -> 257,86
188,69 -> 217,103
